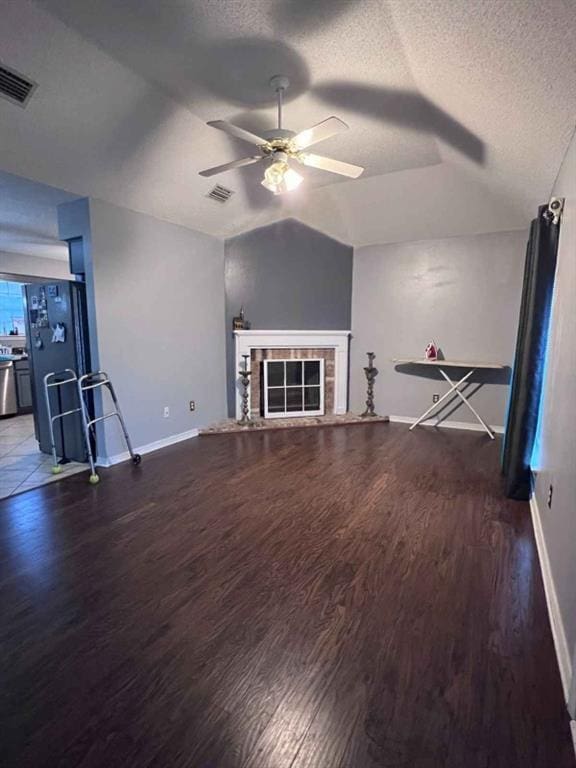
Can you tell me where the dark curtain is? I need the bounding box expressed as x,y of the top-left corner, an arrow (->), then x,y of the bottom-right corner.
502,204 -> 560,500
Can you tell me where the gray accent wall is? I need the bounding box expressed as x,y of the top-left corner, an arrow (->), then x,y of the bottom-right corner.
351,230 -> 527,427
224,218 -> 353,415
533,128 -> 576,708
59,197 -> 227,459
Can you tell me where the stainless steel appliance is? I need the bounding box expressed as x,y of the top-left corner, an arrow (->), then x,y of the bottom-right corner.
0,361 -> 17,416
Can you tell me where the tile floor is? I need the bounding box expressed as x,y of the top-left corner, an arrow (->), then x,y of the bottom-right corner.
0,414 -> 87,499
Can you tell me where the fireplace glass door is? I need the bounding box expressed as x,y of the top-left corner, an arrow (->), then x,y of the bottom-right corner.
263,359 -> 324,418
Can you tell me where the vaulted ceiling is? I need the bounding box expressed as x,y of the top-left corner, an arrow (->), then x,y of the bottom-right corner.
1,0 -> 575,247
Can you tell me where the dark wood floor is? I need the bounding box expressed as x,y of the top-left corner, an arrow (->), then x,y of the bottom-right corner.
0,423 -> 573,767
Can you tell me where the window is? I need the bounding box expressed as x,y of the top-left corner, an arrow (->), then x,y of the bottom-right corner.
0,280 -> 26,335
263,359 -> 324,418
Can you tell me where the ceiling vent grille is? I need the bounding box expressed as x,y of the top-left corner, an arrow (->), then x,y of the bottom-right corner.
0,63 -> 36,107
207,184 -> 234,203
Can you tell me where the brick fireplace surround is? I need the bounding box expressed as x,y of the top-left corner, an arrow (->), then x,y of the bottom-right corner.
250,348 -> 335,418
233,330 -> 351,422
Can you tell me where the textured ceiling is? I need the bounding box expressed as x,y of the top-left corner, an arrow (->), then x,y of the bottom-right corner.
0,0 -> 575,248
37,0 -> 446,181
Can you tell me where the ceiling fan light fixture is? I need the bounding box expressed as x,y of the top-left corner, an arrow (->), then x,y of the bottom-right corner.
261,156 -> 303,195
281,166 -> 304,192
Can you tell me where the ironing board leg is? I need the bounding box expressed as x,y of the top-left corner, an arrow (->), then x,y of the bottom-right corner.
409,369 -> 475,430
437,368 -> 494,439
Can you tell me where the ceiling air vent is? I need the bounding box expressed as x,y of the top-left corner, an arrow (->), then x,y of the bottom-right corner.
207,184 -> 234,203
0,63 -> 37,107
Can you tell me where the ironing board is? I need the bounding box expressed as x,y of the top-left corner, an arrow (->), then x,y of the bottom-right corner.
393,359 -> 505,439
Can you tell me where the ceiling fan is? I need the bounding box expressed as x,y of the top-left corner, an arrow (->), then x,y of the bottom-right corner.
199,75 -> 364,195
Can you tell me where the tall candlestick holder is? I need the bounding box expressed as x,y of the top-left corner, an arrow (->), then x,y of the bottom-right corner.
361,352 -> 379,418
237,354 -> 253,426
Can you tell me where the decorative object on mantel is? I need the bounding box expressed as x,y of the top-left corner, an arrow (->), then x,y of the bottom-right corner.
360,352 -> 379,418
232,306 -> 250,331
425,340 -> 438,360
237,354 -> 253,426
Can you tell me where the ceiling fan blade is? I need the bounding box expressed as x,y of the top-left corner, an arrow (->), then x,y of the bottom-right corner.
207,120 -> 269,147
199,156 -> 263,178
292,117 -> 349,150
298,152 -> 364,179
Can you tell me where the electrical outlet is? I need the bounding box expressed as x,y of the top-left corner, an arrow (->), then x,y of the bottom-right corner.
547,484 -> 553,508
163,406 -> 170,418
189,400 -> 195,412
432,393 -> 440,403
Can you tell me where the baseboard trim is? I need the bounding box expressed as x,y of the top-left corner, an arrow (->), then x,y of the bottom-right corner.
388,415 -> 504,434
530,493 -> 572,702
96,428 -> 199,467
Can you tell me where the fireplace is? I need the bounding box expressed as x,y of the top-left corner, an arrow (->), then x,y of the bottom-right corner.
263,358 -> 323,417
234,330 -> 351,420
249,347 -> 335,418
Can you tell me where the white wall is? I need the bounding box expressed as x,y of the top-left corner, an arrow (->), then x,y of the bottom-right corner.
0,250 -> 71,280
351,230 -> 527,428
59,198 -> 227,460
532,128 -> 576,708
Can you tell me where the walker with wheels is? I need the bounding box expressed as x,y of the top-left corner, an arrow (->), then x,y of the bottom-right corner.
77,371 -> 141,484
43,368 -> 141,484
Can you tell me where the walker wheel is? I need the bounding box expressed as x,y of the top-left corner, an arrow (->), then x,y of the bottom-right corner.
89,473 -> 100,485
51,465 -> 63,475
132,453 -> 142,465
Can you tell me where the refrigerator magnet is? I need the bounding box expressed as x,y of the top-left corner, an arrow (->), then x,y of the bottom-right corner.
51,323 -> 66,343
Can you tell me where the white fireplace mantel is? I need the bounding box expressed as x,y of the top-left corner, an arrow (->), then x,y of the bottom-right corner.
234,330 -> 351,420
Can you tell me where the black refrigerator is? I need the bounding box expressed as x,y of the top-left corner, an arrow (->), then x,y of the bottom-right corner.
24,281 -> 92,463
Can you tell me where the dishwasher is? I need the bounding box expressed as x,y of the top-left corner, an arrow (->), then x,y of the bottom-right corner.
0,361 -> 18,416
